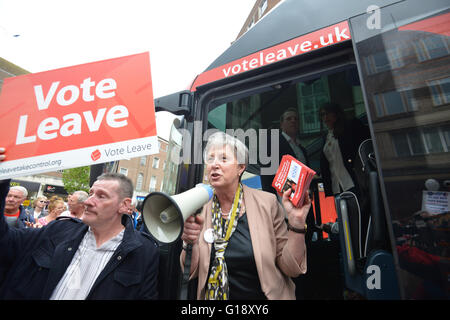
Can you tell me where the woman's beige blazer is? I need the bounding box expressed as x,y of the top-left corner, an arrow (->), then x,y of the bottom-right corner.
181,185 -> 307,300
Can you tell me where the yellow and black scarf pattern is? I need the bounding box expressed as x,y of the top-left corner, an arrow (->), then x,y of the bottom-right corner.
205,183 -> 243,300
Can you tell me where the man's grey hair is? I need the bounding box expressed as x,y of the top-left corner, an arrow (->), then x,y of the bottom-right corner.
97,173 -> 134,199
204,131 -> 249,167
10,186 -> 28,198
72,190 -> 89,203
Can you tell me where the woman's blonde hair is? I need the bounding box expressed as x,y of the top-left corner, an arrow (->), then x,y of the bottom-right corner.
48,196 -> 65,213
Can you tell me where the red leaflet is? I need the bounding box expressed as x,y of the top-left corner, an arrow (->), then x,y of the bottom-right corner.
272,155 -> 316,207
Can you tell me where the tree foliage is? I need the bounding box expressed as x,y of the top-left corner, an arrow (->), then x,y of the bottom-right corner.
62,166 -> 90,194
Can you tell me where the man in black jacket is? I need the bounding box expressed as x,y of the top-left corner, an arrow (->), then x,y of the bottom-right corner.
0,171 -> 159,300
261,108 -> 310,194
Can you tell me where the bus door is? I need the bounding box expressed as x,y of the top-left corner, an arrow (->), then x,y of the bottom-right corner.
188,41 -> 375,299
350,0 -> 450,299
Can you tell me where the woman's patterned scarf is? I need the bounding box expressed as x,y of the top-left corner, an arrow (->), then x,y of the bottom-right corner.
205,183 -> 243,300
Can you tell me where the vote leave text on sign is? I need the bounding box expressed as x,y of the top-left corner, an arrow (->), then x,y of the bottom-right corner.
0,52 -> 158,179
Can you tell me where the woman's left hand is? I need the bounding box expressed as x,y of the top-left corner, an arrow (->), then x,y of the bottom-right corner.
282,188 -> 311,229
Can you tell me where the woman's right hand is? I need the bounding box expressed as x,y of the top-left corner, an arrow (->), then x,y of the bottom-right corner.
181,214 -> 204,245
0,148 -> 5,161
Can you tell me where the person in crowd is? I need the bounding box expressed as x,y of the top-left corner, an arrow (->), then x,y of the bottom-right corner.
0,154 -> 159,299
319,102 -> 370,197
180,132 -> 310,300
33,196 -> 66,227
60,190 -> 88,219
27,196 -> 48,220
3,185 -> 33,228
127,199 -> 142,230
134,201 -> 144,231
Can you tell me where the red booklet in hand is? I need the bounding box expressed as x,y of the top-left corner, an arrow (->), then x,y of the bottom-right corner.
272,155 -> 316,207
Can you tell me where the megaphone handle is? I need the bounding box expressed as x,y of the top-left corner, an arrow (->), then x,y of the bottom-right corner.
179,209 -> 203,300
179,242 -> 193,300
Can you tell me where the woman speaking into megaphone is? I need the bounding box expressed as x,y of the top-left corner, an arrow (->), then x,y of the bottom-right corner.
180,132 -> 310,300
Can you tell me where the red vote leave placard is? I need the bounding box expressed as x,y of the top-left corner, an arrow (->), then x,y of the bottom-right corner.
0,52 -> 158,179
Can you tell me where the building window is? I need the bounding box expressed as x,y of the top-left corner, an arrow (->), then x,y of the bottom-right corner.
444,127 -> 450,150
414,34 -> 449,62
119,167 -> 128,176
136,173 -> 144,190
364,48 -> 405,75
423,127 -> 445,154
371,52 -> 391,73
247,16 -> 255,31
152,157 -> 159,169
259,0 -> 268,18
427,77 -> 450,106
297,77 -> 330,133
149,175 -> 157,192
140,156 -> 146,166
373,88 -> 418,117
392,126 -> 450,157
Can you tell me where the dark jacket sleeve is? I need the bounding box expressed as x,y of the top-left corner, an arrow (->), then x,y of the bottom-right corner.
0,180 -> 11,285
0,180 -> 9,218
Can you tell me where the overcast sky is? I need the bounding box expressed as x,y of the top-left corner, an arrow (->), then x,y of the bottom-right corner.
0,0 -> 255,98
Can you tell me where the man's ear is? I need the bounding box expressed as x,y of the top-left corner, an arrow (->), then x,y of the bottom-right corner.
120,198 -> 132,214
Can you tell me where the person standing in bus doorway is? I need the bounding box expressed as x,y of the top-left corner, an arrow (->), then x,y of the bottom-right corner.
180,132 -> 310,300
261,108 -> 309,194
260,108 -> 316,239
319,102 -> 370,198
278,107 -> 309,165
318,103 -> 371,300
260,107 -> 317,299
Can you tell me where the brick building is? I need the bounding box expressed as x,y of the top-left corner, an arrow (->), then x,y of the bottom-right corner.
235,0 -> 281,39
116,137 -> 171,201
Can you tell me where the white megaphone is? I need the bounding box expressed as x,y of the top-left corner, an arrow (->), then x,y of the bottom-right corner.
142,184 -> 213,244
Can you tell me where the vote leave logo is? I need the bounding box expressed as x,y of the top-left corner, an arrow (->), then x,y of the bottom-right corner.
91,149 -> 101,161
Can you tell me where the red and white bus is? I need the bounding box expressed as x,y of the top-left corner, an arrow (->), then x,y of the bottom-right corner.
132,0 -> 450,300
